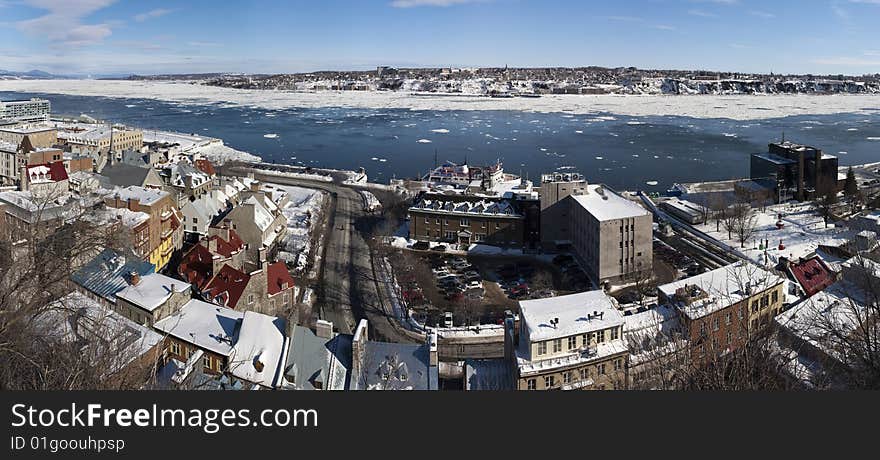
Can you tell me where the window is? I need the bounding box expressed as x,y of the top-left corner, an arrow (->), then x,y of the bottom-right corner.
553,339 -> 562,353
436,218 -> 440,225
568,336 -> 577,350
611,327 -> 619,340
726,331 -> 732,345
170,342 -> 180,355
582,333 -> 589,347
537,342 -> 547,355
203,356 -> 211,369
544,375 -> 555,388
192,217 -> 198,224
613,359 -> 622,371
712,317 -> 720,331
598,364 -> 606,375
527,379 -> 536,390
751,300 -> 759,313
424,217 -> 429,224
762,295 -> 769,308
596,330 -> 605,343
579,368 -> 589,381
495,223 -> 500,229
563,372 -> 572,385
726,312 -> 732,325
460,218 -> 470,226
247,294 -> 255,305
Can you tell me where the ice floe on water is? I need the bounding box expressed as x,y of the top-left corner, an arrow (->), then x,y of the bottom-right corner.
417,139 -> 432,143
848,128 -> 859,131
868,137 -> 880,141
263,133 -> 279,139
595,156 -> 604,160
125,104 -> 136,108
646,180 -> 659,186
4,80 -> 880,121
431,128 -> 450,133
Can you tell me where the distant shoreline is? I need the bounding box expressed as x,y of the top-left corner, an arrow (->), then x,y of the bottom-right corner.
2,79 -> 880,121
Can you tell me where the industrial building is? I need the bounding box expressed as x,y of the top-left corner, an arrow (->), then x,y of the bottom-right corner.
750,141 -> 840,202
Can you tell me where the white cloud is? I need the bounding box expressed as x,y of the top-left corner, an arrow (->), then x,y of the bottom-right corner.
749,10 -> 776,19
16,0 -> 118,49
134,8 -> 174,22
390,0 -> 487,7
687,9 -> 717,17
654,24 -> 677,31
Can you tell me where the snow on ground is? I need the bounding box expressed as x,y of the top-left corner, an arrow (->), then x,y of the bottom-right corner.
3,79 -> 880,120
190,141 -> 261,164
272,184 -> 326,273
256,168 -> 332,182
694,202 -> 850,267
360,190 -> 381,212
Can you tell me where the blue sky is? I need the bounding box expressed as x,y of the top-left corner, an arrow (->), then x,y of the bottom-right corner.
1,0 -> 880,75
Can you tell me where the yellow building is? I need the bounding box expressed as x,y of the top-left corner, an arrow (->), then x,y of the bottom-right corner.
507,291 -> 629,390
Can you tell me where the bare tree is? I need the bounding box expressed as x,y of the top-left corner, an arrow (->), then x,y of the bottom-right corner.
816,191 -> 838,228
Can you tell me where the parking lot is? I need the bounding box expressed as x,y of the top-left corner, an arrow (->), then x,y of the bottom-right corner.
388,249 -> 593,327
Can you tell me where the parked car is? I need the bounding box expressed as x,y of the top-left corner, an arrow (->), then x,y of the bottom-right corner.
431,245 -> 447,252
443,312 -> 454,328
412,241 -> 430,251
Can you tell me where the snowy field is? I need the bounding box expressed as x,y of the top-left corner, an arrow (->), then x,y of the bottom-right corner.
3,79 -> 880,121
273,184 -> 326,273
694,202 -> 850,267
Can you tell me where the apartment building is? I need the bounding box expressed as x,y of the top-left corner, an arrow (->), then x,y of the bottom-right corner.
63,126 -> 144,156
539,172 -> 589,247
0,138 -> 64,186
222,195 -> 287,261
0,125 -> 57,148
408,195 -> 525,247
658,261 -> 785,365
103,186 -> 183,271
569,185 -> 653,286
113,272 -> 192,327
507,291 -> 629,390
0,98 -> 50,122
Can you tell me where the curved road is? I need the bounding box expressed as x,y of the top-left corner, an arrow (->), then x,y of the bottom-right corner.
220,165 -> 416,342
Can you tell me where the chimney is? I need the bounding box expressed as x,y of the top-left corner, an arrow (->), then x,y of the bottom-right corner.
427,328 -> 438,367
128,197 -> 140,211
207,237 -> 218,253
258,245 -> 268,265
315,319 -> 333,339
351,319 -> 369,389
19,166 -> 28,192
250,181 -> 260,192
129,272 -> 141,286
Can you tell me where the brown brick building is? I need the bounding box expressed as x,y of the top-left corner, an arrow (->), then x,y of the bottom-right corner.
408,195 -> 525,247
658,261 -> 785,366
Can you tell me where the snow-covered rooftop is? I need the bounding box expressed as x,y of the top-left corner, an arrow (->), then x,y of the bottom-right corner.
105,185 -> 168,206
571,185 -> 650,222
659,261 -> 785,320
153,299 -> 244,357
519,290 -> 623,342
115,273 -> 190,313
410,197 -> 522,217
229,311 -> 287,388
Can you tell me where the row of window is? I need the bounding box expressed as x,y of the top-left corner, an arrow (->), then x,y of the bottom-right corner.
422,216 -> 502,230
534,327 -> 621,356
525,358 -> 624,390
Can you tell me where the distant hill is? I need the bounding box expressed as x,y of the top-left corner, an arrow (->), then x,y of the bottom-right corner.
0,69 -> 69,80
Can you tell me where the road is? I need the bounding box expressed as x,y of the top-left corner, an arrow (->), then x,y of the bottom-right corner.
220,165 -> 416,342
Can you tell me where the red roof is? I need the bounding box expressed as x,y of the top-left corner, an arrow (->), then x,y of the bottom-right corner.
208,228 -> 245,258
789,256 -> 835,297
26,161 -> 68,183
195,159 -> 216,176
204,264 -> 250,309
266,261 -> 295,296
178,244 -> 214,289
